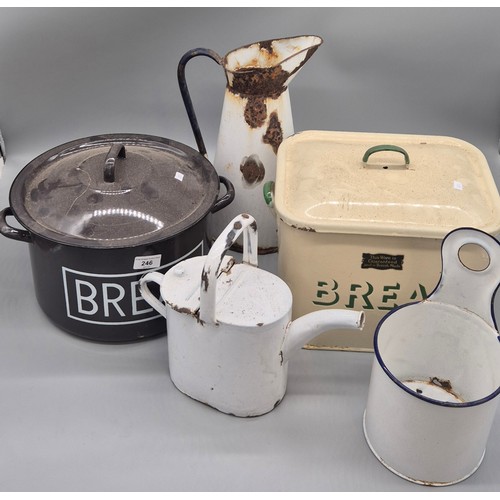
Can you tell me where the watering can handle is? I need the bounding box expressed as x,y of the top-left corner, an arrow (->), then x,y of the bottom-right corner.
199,214 -> 258,325
428,227 -> 500,329
177,48 -> 223,157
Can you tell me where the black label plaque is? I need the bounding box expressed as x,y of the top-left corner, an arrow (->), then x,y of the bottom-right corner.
361,253 -> 404,271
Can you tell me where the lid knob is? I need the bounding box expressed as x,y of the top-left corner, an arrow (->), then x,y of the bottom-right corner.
104,143 -> 126,183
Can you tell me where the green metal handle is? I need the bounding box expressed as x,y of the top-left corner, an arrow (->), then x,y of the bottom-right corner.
362,144 -> 410,165
263,181 -> 275,207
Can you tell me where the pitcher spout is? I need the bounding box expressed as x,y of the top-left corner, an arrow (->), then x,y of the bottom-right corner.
223,35 -> 323,95
283,310 -> 365,362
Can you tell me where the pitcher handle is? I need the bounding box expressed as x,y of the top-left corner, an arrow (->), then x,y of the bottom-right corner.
177,48 -> 223,157
428,227 -> 500,330
199,214 -> 258,325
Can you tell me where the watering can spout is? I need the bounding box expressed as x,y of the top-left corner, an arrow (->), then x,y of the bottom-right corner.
283,310 -> 365,362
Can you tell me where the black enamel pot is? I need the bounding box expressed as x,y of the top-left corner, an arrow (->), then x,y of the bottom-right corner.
0,133 -> 234,342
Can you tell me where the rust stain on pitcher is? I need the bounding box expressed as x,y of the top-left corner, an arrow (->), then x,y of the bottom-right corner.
244,97 -> 267,128
240,154 -> 265,185
230,65 -> 290,98
263,112 -> 283,154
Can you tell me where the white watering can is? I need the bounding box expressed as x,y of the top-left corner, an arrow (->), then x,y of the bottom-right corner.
364,227 -> 500,486
140,214 -> 364,417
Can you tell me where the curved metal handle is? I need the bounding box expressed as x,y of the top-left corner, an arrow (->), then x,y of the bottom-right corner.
177,47 -> 223,157
211,176 -> 235,214
0,207 -> 32,243
139,271 -> 168,319
362,144 -> 410,166
104,143 -> 126,183
199,214 -> 258,325
428,227 -> 500,330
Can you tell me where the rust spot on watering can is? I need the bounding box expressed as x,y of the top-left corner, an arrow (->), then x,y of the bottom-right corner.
171,305 -> 194,315
224,220 -> 244,250
201,269 -> 209,292
263,112 -> 283,154
240,154 -> 265,186
231,241 -> 277,255
169,303 -> 205,325
241,214 -> 257,232
228,213 -> 269,254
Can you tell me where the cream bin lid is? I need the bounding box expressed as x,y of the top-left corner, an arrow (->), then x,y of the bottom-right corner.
273,131 -> 500,238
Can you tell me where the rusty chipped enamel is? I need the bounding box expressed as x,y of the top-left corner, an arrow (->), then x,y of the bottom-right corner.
140,214 -> 364,417
178,36 -> 322,254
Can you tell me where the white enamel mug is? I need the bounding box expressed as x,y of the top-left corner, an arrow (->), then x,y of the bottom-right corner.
364,227 -> 500,486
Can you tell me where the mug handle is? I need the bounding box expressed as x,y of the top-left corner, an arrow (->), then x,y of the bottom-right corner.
177,48 -> 223,157
199,214 -> 258,325
427,227 -> 500,330
139,271 -> 168,319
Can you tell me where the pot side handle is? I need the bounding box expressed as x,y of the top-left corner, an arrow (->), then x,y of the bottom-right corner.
199,214 -> 258,325
177,47 -> 223,158
139,271 -> 168,319
0,207 -> 32,243
211,176 -> 235,214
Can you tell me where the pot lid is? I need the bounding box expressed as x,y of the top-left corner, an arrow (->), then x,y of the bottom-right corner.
10,134 -> 220,247
274,130 -> 500,238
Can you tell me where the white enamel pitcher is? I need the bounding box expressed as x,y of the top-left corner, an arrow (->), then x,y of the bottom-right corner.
364,228 -> 500,486
177,36 -> 323,254
140,214 -> 364,417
